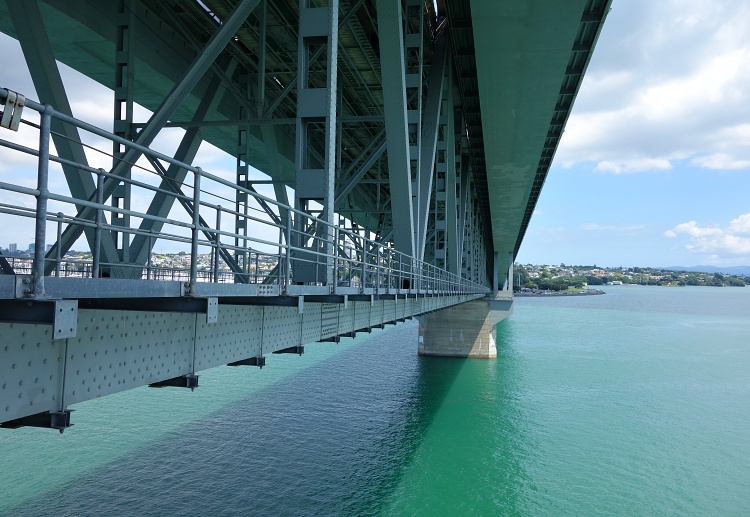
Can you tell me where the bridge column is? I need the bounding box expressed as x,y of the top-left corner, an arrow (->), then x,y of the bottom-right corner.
293,0 -> 339,285
376,0 -> 415,257
111,0 -> 135,264
417,295 -> 513,358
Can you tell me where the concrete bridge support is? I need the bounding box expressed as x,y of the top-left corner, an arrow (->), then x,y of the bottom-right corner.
417,293 -> 513,358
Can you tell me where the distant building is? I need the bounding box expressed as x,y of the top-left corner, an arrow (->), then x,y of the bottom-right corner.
8,243 -> 16,253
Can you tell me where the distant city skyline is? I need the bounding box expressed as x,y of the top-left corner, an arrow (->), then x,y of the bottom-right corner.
1,1 -> 749,268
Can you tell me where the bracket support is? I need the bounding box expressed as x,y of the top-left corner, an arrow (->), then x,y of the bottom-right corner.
0,89 -> 25,130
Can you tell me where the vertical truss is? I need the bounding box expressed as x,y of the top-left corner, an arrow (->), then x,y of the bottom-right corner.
376,0 -> 415,257
111,0 -> 135,264
293,0 -> 339,285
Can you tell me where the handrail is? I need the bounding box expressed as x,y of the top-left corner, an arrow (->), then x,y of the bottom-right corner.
0,87 -> 490,297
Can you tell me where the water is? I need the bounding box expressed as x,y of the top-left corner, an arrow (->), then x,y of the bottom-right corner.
2,285 -> 749,516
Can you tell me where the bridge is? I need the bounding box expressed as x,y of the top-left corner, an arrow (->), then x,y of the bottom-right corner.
0,0 -> 610,431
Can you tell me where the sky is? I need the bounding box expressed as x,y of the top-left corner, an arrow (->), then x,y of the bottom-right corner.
516,0 -> 750,268
1,0 -> 749,267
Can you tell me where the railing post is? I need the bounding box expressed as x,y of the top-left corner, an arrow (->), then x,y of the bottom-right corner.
332,226 -> 339,293
55,212 -> 63,277
277,215 -> 284,287
397,252 -> 402,291
146,231 -> 153,280
361,240 -> 367,292
92,168 -> 105,279
31,105 -> 53,297
387,250 -> 392,293
375,246 -> 381,293
213,205 -> 221,283
188,167 -> 202,295
284,209 -> 292,292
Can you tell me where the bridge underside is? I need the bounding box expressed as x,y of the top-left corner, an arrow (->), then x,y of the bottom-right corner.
0,0 -> 610,428
0,287 -> 481,430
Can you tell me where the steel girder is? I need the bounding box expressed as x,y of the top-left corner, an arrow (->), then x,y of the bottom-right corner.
375,0 -> 415,257
415,29 -> 447,261
445,72 -> 461,275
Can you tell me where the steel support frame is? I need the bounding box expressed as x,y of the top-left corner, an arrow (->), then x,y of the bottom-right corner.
142,156 -> 244,278
405,0 -> 424,258
376,0 -> 415,257
236,68 -> 254,277
257,2 -> 292,243
415,30 -> 448,261
445,81 -> 461,275
46,0 -> 263,273
111,0 -> 136,263
428,57 -> 454,269
7,0 -> 121,271
127,59 -> 238,274
293,0 -> 339,286
334,134 -> 387,207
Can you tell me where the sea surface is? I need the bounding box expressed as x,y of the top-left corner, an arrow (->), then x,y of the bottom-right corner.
1,285 -> 749,516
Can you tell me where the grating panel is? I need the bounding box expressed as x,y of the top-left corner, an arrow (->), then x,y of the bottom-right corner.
300,303 -> 322,344
353,301 -> 370,331
194,305 -> 264,370
320,303 -> 339,339
338,304 -> 355,334
0,323 -> 61,421
261,306 -> 301,353
370,301 -> 384,326
65,310 -> 194,405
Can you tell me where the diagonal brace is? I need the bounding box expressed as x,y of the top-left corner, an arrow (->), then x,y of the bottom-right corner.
50,0 -> 263,263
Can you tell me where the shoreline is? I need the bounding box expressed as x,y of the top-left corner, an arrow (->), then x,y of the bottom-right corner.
515,289 -> 606,297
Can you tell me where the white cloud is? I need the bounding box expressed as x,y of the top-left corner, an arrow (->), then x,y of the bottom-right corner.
665,214 -> 750,258
728,213 -> 750,236
690,153 -> 750,170
594,158 -> 672,174
558,0 -> 750,173
581,223 -> 647,232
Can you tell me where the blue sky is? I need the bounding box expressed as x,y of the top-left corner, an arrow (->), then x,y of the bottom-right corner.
1,1 -> 749,267
516,0 -> 750,267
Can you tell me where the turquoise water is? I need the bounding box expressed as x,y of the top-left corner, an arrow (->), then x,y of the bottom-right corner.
2,286 -> 749,515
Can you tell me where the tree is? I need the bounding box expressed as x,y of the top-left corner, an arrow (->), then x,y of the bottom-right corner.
728,276 -> 746,287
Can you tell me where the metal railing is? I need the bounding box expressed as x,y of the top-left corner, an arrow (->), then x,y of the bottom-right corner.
0,87 -> 489,298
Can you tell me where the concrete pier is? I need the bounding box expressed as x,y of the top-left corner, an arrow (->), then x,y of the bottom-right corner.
417,293 -> 513,358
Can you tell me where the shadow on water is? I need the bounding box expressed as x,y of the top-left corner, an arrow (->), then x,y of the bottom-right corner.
484,320 -> 532,515
378,318 -> 531,515
7,321 -> 473,517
